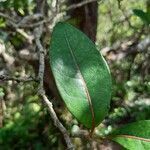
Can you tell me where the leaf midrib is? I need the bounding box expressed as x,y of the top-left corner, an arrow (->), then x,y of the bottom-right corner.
116,135 -> 150,142
64,28 -> 95,130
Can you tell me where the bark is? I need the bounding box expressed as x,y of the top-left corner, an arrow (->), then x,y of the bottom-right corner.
67,0 -> 98,42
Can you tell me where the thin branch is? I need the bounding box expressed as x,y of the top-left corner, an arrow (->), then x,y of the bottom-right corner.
71,127 -> 104,144
34,26 -> 45,93
65,0 -> 98,11
0,12 -> 18,28
42,94 -> 75,149
33,1 -> 74,148
17,13 -> 43,26
0,12 -> 44,28
16,28 -> 34,43
71,128 -> 90,139
0,1 -> 100,29
34,26 -> 74,150
0,12 -> 16,23
0,75 -> 38,83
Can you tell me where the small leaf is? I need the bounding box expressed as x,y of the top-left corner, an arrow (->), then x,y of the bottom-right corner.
49,22 -> 111,129
133,9 -> 150,25
111,120 -> 150,150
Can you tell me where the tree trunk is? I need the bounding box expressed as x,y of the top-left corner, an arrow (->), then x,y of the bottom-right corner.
67,0 -> 98,42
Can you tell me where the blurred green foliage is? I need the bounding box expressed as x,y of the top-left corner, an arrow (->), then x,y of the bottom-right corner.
133,9 -> 150,25
0,83 -> 66,149
97,0 -> 147,46
0,0 -> 34,15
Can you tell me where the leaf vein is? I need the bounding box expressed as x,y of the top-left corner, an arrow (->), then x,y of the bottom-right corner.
64,28 -> 95,132
116,135 -> 150,142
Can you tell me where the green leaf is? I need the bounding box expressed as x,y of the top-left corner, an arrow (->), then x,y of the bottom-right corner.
49,22 -> 111,129
111,120 -> 150,150
133,9 -> 150,25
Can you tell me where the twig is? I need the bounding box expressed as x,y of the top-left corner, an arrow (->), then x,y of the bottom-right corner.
16,28 -> 34,44
71,127 -> 104,144
34,26 -> 74,149
34,26 -> 45,93
0,12 -> 18,28
33,1 -> 74,148
0,75 -> 38,83
71,128 -> 90,139
17,13 -> 43,26
1,0 -> 98,29
0,12 -> 44,28
0,12 -> 16,23
65,0 -> 98,11
42,94 -> 74,149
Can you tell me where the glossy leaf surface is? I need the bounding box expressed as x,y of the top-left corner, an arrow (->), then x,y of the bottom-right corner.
49,22 -> 111,129
111,120 -> 150,150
